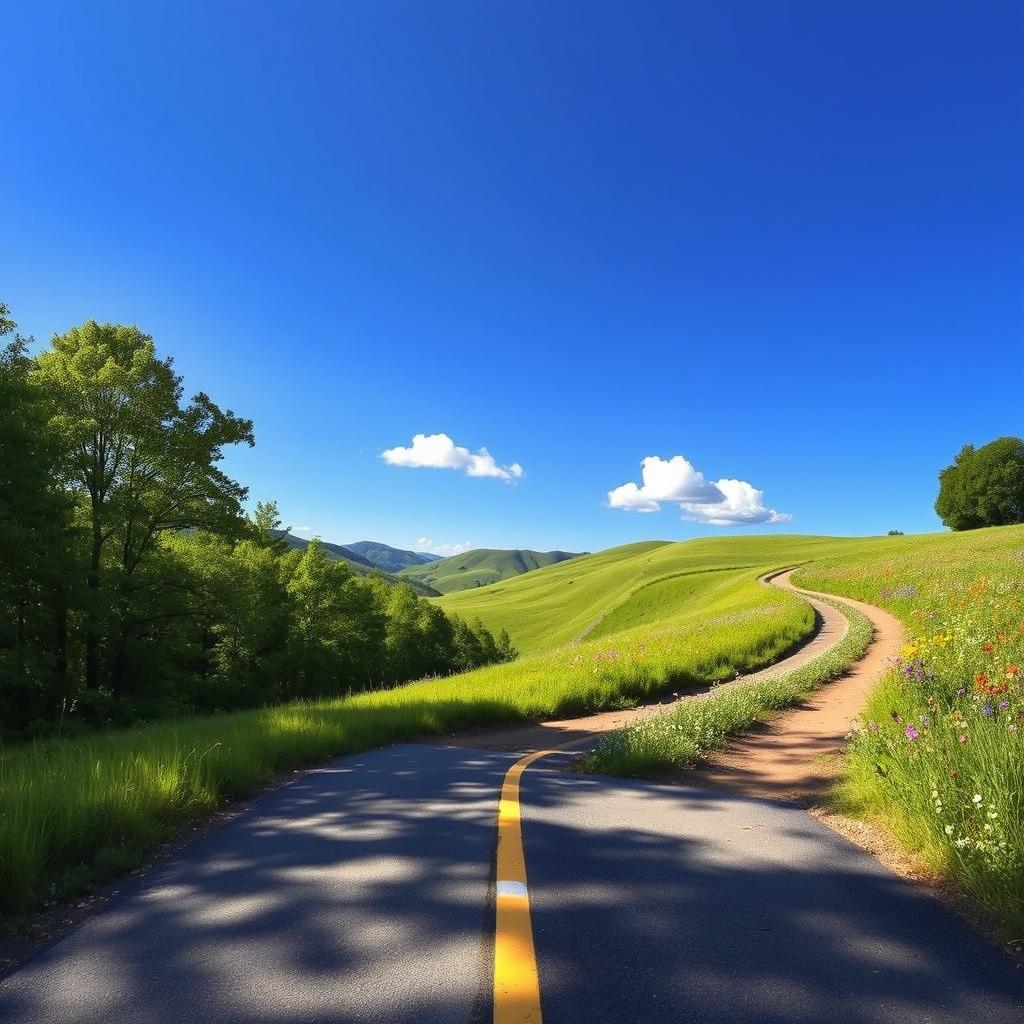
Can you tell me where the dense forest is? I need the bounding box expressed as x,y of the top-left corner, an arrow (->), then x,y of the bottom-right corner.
0,305 -> 515,740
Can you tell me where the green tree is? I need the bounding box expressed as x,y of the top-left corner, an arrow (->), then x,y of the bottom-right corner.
378,581 -> 424,683
0,304 -> 76,732
168,531 -> 291,709
450,616 -> 484,672
33,320 -> 254,692
935,437 -> 1024,531
284,541 -> 386,696
496,628 -> 518,662
250,499 -> 289,554
413,601 -> 456,678
472,617 -> 499,664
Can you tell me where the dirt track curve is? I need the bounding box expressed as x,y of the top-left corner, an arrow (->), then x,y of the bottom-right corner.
685,571 -> 906,803
444,568 -> 904,788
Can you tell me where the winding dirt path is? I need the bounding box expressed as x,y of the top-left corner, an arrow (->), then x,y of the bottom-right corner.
683,573 -> 906,803
441,568 -> 900,761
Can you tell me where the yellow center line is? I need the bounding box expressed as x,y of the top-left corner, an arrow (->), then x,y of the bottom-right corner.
493,749 -> 558,1024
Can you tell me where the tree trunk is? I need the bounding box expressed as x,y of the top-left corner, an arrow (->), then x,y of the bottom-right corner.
110,632 -> 128,696
85,514 -> 102,689
53,590 -> 68,683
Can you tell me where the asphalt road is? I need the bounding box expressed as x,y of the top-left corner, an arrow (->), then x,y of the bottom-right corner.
2,743 -> 1022,1023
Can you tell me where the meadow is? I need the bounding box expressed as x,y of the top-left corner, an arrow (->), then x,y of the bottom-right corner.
0,543 -> 818,917
793,524 -> 1024,933
437,535 -> 857,654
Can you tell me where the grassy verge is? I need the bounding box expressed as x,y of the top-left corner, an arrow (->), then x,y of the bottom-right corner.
793,525 -> 1024,934
579,597 -> 872,777
0,573 -> 813,918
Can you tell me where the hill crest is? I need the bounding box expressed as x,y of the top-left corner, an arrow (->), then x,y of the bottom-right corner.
397,547 -> 583,594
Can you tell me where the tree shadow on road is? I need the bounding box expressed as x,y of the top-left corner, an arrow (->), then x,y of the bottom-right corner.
0,741 -> 519,1024
2,742 -> 1022,1024
522,768 -> 1024,1023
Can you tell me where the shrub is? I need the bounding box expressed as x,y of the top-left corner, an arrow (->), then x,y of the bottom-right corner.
935,437 -> 1024,531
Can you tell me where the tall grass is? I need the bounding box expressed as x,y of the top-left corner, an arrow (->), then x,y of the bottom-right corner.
580,599 -> 872,777
0,573 -> 813,915
794,524 -> 1024,933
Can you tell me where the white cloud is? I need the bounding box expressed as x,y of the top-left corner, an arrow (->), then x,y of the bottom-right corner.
290,525 -> 314,536
608,455 -> 790,526
417,537 -> 474,556
682,479 -> 793,526
607,455 -> 721,512
605,483 -> 662,512
382,433 -> 523,482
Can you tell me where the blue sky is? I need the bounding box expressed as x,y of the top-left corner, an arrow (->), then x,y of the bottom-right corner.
3,2 -> 1021,555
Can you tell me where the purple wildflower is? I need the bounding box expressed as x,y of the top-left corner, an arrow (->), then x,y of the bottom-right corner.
905,724 -> 920,740
900,658 -> 929,683
981,704 -> 995,717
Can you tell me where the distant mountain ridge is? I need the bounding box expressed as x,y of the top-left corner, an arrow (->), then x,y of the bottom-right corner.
278,534 -> 441,596
343,540 -> 441,574
397,548 -> 584,594
276,535 -> 580,597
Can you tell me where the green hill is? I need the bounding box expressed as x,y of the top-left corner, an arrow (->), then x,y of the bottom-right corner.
397,547 -> 583,594
435,535 -> 865,654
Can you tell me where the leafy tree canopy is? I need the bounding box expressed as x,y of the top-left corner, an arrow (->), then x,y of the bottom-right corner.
935,437 -> 1024,531
0,306 -> 516,738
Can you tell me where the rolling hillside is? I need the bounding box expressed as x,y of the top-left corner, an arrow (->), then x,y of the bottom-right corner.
435,535 -> 864,654
397,548 -> 583,594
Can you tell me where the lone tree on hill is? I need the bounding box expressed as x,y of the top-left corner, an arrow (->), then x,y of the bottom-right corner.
935,436 -> 1024,531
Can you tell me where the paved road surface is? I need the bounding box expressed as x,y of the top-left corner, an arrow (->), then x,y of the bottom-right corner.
2,743 -> 1021,1023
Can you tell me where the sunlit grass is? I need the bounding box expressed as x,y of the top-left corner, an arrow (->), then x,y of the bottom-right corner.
794,524 -> 1024,933
436,535 -> 861,654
